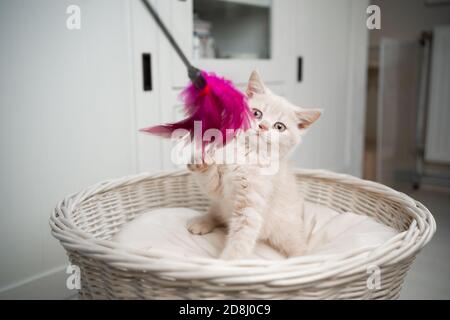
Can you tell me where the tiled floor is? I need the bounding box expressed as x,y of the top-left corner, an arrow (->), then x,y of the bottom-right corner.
398,186 -> 450,300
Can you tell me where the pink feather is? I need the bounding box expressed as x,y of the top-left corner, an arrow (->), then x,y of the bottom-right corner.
140,71 -> 253,146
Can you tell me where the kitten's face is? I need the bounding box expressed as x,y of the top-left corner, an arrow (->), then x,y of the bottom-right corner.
246,71 -> 321,159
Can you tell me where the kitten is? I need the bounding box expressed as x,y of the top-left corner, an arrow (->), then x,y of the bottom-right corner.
187,71 -> 321,260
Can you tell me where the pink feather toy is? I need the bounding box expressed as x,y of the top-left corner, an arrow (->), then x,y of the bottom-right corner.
140,71 -> 253,145
139,0 -> 253,146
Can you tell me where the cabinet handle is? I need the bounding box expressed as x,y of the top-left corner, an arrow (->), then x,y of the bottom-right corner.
298,56 -> 303,83
142,53 -> 152,91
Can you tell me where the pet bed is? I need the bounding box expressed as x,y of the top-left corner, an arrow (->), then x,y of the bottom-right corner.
50,169 -> 435,299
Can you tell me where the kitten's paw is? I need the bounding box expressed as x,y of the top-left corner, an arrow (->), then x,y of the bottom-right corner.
219,248 -> 244,260
187,163 -> 209,173
286,245 -> 307,257
187,153 -> 214,173
187,216 -> 216,235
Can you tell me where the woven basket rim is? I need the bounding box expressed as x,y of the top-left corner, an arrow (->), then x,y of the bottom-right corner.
50,169 -> 436,283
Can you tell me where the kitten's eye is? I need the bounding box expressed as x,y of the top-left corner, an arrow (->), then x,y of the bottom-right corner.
252,108 -> 263,120
273,122 -> 287,132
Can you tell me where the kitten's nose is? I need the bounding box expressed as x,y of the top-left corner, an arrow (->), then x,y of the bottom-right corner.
258,122 -> 269,131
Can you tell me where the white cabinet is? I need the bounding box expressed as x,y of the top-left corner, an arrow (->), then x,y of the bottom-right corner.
290,0 -> 369,176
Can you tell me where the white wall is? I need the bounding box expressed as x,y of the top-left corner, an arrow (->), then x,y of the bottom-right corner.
0,0 -> 139,298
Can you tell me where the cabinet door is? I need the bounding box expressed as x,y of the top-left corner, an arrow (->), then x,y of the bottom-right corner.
130,0 -> 163,173
158,0 -> 292,88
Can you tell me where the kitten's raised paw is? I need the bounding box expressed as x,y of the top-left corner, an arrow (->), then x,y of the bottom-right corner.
187,216 -> 216,235
187,163 -> 209,173
187,153 -> 214,173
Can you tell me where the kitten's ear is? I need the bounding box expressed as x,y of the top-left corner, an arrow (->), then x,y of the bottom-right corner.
246,70 -> 266,97
296,108 -> 322,130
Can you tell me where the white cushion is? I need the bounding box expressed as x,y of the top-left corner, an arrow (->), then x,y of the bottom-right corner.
113,203 -> 398,260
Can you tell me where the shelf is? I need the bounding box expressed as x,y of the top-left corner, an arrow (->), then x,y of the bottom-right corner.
193,0 -> 272,60
218,0 -> 271,8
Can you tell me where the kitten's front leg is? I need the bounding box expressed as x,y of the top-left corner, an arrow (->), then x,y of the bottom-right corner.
220,173 -> 267,260
187,202 -> 223,235
269,202 -> 307,257
275,228 -> 307,257
187,153 -> 222,197
220,206 -> 263,260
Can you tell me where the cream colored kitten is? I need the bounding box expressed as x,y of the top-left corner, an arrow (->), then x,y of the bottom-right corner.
187,71 -> 321,260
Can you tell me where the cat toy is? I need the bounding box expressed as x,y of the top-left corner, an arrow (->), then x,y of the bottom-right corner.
139,0 -> 253,145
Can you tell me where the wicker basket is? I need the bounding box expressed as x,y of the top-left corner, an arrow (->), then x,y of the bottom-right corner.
50,169 -> 435,299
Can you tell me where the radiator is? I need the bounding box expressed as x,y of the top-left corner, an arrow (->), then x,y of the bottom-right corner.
425,25 -> 450,164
